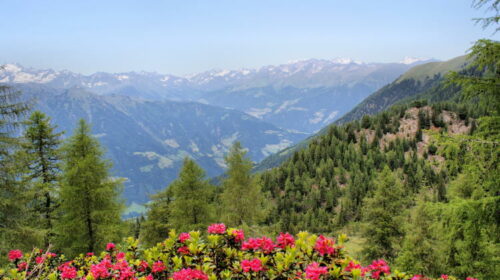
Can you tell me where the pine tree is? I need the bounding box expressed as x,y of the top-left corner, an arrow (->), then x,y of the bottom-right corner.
55,119 -> 124,256
140,187 -> 173,247
23,111 -> 63,247
219,142 -> 266,226
0,85 -> 33,260
169,157 -> 214,232
361,166 -> 406,262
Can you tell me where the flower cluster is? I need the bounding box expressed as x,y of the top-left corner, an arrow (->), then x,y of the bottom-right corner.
1,223 -> 475,280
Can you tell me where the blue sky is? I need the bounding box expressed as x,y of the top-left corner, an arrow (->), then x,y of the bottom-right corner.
0,0 -> 497,75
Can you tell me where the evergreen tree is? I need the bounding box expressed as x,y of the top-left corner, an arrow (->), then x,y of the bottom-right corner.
396,193 -> 444,276
169,157 -> 214,232
0,85 -> 33,260
23,111 -> 63,247
140,187 -> 174,247
361,166 -> 405,262
220,141 -> 266,226
55,119 -> 124,256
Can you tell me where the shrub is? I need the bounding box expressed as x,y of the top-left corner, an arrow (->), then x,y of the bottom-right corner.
0,224 -> 474,280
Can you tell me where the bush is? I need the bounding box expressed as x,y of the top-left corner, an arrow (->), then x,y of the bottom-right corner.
0,224 -> 474,280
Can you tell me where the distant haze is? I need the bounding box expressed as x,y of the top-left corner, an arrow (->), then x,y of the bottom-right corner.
0,0 -> 495,75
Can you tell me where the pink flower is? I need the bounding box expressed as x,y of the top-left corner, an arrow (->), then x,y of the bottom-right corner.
106,243 -> 116,251
177,246 -> 190,255
8,250 -> 22,261
411,275 -> 427,280
152,261 -> 166,273
137,260 -> 149,272
242,237 -> 275,254
17,262 -> 27,271
305,262 -> 328,280
90,261 -> 111,278
365,259 -> 390,280
179,232 -> 191,243
276,232 -> 295,249
229,229 -> 245,243
241,258 -> 264,273
466,278 -> 479,280
172,268 -> 208,280
35,256 -> 45,264
60,266 -> 77,279
207,223 -> 226,234
345,261 -> 362,272
145,275 -> 153,280
86,252 -> 94,257
314,235 -> 335,256
117,251 -> 126,259
440,275 -> 449,280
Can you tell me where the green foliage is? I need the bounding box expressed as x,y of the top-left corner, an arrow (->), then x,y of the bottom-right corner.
55,119 -> 125,256
140,187 -> 174,247
447,39 -> 500,115
23,111 -> 63,247
169,157 -> 215,232
220,141 -> 266,227
361,166 -> 406,262
0,85 -> 35,263
396,194 -> 445,276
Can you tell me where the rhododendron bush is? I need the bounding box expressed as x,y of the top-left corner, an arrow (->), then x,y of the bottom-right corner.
1,224 -> 472,280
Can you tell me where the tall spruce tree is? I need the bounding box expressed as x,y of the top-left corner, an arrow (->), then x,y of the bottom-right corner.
55,119 -> 124,256
23,111 -> 63,247
169,157 -> 214,232
361,166 -> 406,262
219,141 -> 265,227
0,85 -> 33,260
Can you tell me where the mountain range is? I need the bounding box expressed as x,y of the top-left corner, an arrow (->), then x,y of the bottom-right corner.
0,57 -> 435,214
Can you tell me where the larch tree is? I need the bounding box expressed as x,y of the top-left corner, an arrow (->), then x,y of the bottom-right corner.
0,84 -> 34,259
169,157 -> 214,232
23,111 -> 63,247
219,141 -> 266,227
55,119 -> 124,256
361,166 -> 406,262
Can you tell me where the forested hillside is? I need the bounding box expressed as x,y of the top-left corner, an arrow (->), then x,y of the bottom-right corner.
254,55 -> 469,172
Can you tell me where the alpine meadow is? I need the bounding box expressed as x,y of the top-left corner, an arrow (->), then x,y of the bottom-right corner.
0,1 -> 498,280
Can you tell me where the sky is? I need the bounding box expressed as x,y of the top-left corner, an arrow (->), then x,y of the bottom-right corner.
0,0 -> 498,75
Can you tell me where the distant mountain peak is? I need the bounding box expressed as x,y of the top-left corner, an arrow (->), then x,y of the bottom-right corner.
399,56 -> 434,65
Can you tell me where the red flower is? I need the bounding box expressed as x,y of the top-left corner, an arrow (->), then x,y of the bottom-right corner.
241,237 -> 275,254
441,275 -> 449,280
314,235 -> 335,256
207,223 -> 226,234
172,268 -> 208,280
177,246 -> 190,255
466,278 -> 479,280
17,262 -> 27,271
152,261 -> 166,273
117,252 -> 126,259
36,256 -> 45,264
345,261 -> 362,272
241,258 -> 264,272
106,243 -> 116,251
305,262 -> 328,280
137,260 -> 149,272
179,232 -> 191,243
365,259 -> 390,280
229,229 -> 245,243
276,232 -> 295,249
8,250 -> 22,261
60,265 -> 77,279
87,252 -> 94,257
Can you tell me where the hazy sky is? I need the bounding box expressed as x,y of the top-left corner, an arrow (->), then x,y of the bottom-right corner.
1,0 -> 497,75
